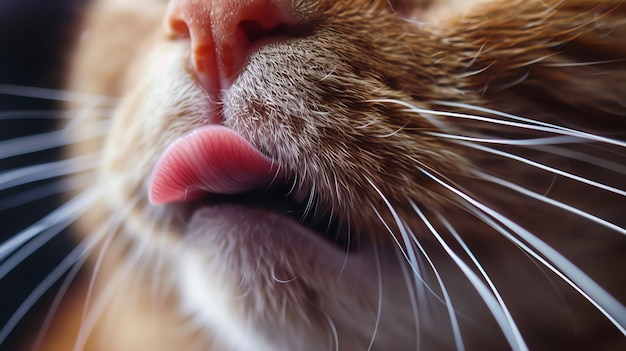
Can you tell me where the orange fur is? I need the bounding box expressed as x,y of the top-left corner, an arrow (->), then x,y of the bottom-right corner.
15,0 -> 626,349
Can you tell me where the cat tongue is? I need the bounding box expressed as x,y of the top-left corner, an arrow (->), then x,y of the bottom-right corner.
149,126 -> 279,205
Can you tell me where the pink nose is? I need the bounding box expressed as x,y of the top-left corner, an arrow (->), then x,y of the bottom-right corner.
166,0 -> 306,94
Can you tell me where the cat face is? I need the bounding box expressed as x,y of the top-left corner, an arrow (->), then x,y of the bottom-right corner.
65,0 -> 625,349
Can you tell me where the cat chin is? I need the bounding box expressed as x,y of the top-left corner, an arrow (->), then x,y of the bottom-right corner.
168,205 -> 419,350
177,205 -> 330,350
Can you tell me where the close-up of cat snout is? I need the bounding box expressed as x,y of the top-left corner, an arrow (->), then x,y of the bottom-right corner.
166,0 -> 312,93
0,0 -> 625,350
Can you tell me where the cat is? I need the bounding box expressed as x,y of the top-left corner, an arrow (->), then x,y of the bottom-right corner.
1,0 -> 625,350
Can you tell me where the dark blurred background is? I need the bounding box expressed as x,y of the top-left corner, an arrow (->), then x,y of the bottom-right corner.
0,0 -> 87,349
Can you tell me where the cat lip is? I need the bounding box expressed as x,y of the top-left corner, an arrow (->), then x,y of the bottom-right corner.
149,125 -> 353,249
184,190 -> 353,250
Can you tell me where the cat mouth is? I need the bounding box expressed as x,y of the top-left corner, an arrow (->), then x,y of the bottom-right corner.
189,188 -> 353,249
149,125 -> 353,250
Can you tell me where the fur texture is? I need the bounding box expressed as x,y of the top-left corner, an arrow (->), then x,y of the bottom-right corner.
3,0 -> 626,350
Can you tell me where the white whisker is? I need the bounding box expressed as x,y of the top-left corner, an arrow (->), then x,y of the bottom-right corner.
0,176 -> 88,211
529,144 -> 626,174
72,252 -> 134,351
31,244 -> 93,351
458,141 -> 626,197
0,202 -> 108,346
409,205 -> 467,351
0,84 -> 116,105
0,188 -> 102,260
368,191 -> 429,310
366,242 -> 383,351
323,313 -> 339,351
372,98 -> 626,145
418,167 -> 626,335
544,59 -> 626,67
150,216 -> 176,299
367,181 -> 446,315
79,195 -> 143,338
432,100 -> 626,147
0,121 -> 108,160
432,212 -> 527,351
0,220 -> 73,281
33,197 -> 135,345
371,206 -> 431,313
394,246 -> 421,348
335,219 -> 351,282
473,170 -> 624,234
301,183 -> 317,221
0,110 -> 69,120
425,133 -> 582,146
0,154 -> 100,192
73,205 -> 157,351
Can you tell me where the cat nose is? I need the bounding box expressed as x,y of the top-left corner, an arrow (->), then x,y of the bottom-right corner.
166,0 -> 309,93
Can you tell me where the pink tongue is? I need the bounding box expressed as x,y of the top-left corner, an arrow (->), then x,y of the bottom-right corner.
149,126 -> 279,205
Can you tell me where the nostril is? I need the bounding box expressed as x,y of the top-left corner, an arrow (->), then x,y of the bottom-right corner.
166,0 -> 314,92
238,19 -> 314,45
222,8 -> 314,83
239,20 -> 285,44
168,17 -> 190,39
224,17 -> 313,82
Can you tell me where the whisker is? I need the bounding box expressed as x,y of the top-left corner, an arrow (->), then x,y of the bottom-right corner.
369,199 -> 428,309
30,244 -> 92,351
432,100 -> 626,147
394,245 -> 421,348
409,206 -> 468,351
529,144 -> 626,174
372,98 -> 626,146
368,180 -> 447,315
150,215 -> 176,299
430,211 -> 527,351
301,183 -> 317,221
0,219 -> 73,281
0,154 -> 100,192
457,141 -> 626,197
425,133 -> 582,146
0,197 -> 108,346
334,218 -> 351,282
78,196 -> 144,345
0,175 -> 88,211
473,170 -> 624,234
73,203 -> 158,351
418,167 -> 626,335
271,266 -> 301,284
72,248 -> 135,351
543,59 -> 626,67
0,121 -> 109,160
0,84 -> 116,105
0,188 -> 102,260
31,194 -> 139,347
469,199 -> 626,335
365,241 -> 383,351
371,207 -> 430,312
0,110 -> 69,120
323,313 -> 339,351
